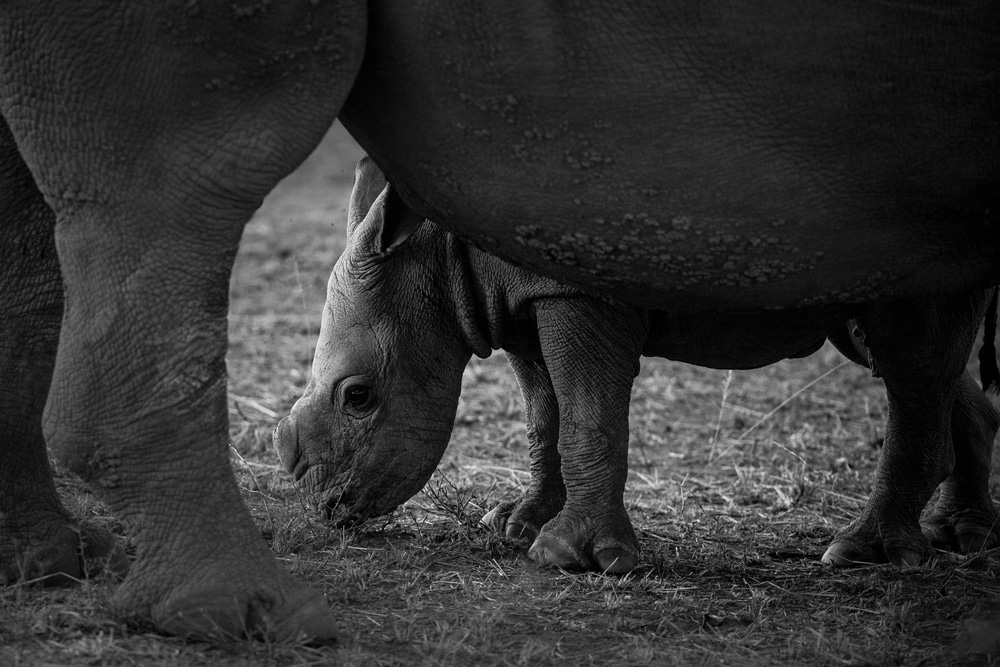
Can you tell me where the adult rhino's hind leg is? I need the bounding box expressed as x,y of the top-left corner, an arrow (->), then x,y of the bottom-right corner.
0,0 -> 366,642
0,117 -> 128,586
823,291 -> 993,566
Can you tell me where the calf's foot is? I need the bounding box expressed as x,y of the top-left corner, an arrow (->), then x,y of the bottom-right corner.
527,505 -> 639,574
481,490 -> 565,544
922,504 -> 1000,555
822,511 -> 932,566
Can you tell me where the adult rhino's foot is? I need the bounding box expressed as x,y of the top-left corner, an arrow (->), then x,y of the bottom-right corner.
921,504 -> 1000,555
481,492 -> 565,544
527,507 -> 639,574
1,517 -> 129,586
821,517 -> 931,567
114,559 -> 336,643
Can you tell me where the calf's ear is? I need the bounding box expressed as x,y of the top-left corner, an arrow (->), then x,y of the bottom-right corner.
378,186 -> 424,254
354,182 -> 424,256
347,156 -> 388,238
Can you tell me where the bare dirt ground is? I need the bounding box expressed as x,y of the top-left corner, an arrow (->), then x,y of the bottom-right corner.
2,124 -> 999,666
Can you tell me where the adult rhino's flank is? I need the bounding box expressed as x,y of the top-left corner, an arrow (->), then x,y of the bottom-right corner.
1,0 -> 998,642
276,159 -> 1000,574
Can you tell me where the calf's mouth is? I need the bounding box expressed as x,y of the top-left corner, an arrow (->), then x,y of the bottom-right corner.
324,486 -> 394,528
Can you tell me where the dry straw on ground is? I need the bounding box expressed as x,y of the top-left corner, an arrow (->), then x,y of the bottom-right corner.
2,124 -> 998,666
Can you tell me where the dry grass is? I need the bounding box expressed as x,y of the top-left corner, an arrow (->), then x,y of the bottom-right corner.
2,123 -> 998,666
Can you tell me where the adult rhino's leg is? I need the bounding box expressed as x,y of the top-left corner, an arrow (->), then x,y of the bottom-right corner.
482,353 -> 566,543
922,370 -> 999,553
526,299 -> 647,574
823,291 -> 992,566
0,116 -> 127,586
0,1 -> 366,641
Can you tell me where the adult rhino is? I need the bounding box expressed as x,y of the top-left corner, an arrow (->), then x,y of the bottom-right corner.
0,0 -> 997,644
276,158 -> 1000,575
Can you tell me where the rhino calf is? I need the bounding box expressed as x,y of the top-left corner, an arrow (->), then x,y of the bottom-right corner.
275,157 -> 1000,574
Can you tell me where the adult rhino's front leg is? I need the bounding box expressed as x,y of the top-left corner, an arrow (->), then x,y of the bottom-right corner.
0,1 -> 366,641
0,117 -> 127,586
525,298 -> 648,574
823,290 -> 996,566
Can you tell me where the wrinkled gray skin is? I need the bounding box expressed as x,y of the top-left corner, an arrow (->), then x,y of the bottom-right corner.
276,159 -> 1000,575
1,0 -> 998,642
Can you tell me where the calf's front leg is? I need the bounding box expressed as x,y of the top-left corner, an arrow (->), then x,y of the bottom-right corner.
525,298 -> 647,574
482,353 -> 565,542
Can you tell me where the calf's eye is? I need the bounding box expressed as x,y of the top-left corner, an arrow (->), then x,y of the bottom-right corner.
344,385 -> 371,409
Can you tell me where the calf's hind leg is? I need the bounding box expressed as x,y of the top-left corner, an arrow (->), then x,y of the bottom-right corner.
921,369 -> 999,554
823,291 -> 993,566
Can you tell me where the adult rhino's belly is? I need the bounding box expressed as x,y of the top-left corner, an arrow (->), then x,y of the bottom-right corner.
395,164 -> 995,313
341,1 -> 999,313
349,113 -> 997,312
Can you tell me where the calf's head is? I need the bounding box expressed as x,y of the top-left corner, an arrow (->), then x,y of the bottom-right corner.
274,158 -> 472,526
